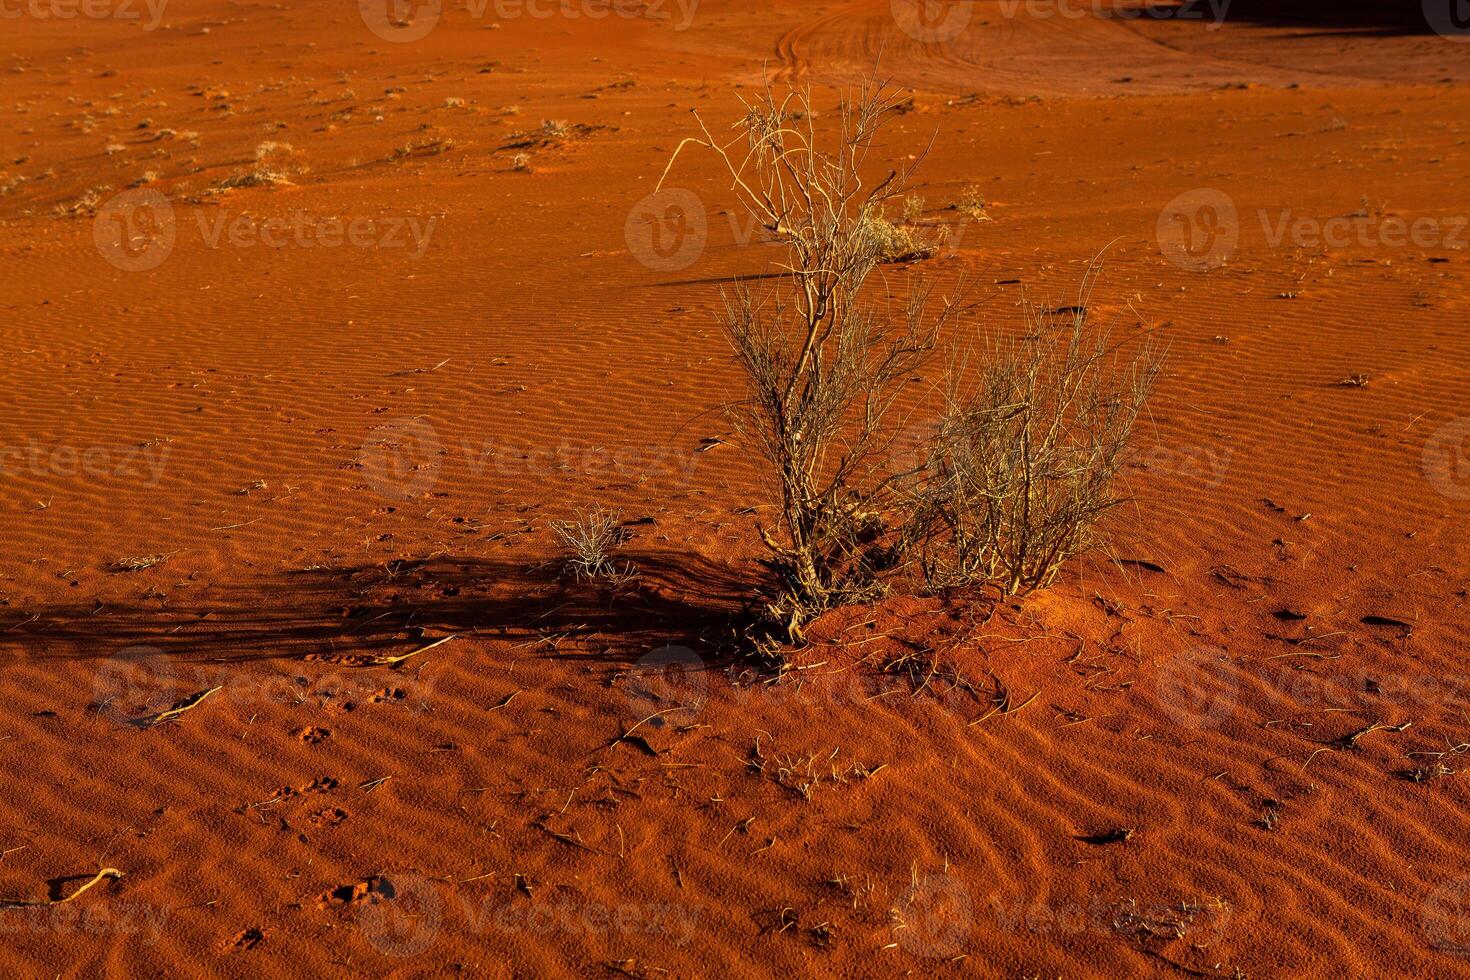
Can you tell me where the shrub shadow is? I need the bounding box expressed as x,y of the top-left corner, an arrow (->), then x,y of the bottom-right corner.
1195,0 -> 1448,38
9,550 -> 758,670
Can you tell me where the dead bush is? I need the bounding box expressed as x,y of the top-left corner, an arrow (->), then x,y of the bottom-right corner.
663,83 -> 956,641
917,266 -> 1162,594
665,83 -> 1160,645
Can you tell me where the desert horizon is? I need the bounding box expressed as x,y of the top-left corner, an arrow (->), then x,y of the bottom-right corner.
2,1 -> 1469,976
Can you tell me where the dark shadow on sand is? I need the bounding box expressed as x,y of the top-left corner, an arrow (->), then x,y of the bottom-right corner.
1183,0 -> 1453,38
6,550 -> 759,670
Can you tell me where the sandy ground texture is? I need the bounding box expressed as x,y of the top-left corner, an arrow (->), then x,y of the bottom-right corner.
2,0 -> 1470,976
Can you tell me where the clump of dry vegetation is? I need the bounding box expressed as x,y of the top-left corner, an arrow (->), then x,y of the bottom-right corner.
915,273 -> 1161,594
662,83 -> 1160,650
392,133 -> 456,160
56,186 -> 109,217
551,507 -> 636,584
660,83 -> 954,646
109,554 -> 166,573
214,141 -> 301,190
502,119 -> 608,152
748,737 -> 884,800
954,183 -> 991,221
505,119 -> 571,149
856,208 -> 938,263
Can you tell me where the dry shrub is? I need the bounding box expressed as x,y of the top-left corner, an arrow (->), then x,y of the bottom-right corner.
663,83 -> 955,641
917,266 -> 1162,595
665,83 -> 1160,644
503,120 -> 603,151
56,186 -> 108,217
393,134 -> 456,160
856,210 -> 938,263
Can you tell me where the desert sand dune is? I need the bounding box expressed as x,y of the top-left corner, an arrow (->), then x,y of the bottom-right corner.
0,0 -> 1468,975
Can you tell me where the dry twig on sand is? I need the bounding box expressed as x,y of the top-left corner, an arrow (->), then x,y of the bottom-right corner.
352,634 -> 456,667
132,687 -> 222,728
0,868 -> 123,908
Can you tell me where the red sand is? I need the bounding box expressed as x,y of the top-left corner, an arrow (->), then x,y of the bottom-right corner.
2,1 -> 1469,975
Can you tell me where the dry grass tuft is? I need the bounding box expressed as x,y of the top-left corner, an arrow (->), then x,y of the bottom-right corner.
551,508 -> 637,584
502,120 -> 606,151
393,134 -> 456,159
56,186 -> 109,217
109,554 -> 166,573
955,183 -> 992,221
748,737 -> 884,800
215,141 -> 302,190
856,210 -> 938,264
